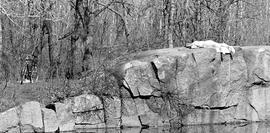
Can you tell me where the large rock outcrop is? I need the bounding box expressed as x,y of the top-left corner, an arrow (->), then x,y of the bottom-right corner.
1,46 -> 270,132
113,46 -> 270,126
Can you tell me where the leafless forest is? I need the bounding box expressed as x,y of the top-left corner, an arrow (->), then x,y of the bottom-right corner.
0,0 -> 269,107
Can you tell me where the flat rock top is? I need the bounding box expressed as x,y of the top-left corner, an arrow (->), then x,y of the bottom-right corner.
133,47 -> 205,59
134,46 -> 270,57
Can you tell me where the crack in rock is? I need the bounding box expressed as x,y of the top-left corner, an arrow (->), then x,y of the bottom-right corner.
251,73 -> 270,87
194,104 -> 238,110
72,108 -> 104,114
150,61 -> 164,84
249,103 -> 260,120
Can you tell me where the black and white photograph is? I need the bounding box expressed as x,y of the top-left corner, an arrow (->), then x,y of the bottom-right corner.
0,0 -> 270,132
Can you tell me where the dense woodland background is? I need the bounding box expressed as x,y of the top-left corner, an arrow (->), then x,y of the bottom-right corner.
0,0 -> 270,107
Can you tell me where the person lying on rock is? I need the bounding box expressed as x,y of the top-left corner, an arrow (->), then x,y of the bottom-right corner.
186,40 -> 235,61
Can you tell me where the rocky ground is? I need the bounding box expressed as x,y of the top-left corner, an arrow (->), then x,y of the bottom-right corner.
1,46 -> 270,132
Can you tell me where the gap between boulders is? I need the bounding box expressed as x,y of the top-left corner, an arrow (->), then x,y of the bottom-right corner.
194,104 -> 238,110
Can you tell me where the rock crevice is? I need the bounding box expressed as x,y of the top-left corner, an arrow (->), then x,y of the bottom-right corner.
194,104 -> 238,110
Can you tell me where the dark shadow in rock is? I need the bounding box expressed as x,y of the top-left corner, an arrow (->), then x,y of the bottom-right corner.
45,103 -> 56,112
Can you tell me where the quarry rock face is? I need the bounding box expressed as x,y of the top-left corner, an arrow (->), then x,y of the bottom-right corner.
242,46 -> 270,84
104,97 -> 121,128
114,46 -> 270,125
73,94 -> 103,112
242,46 -> 270,121
0,107 -> 20,132
42,108 -> 58,132
0,101 -> 44,132
55,100 -> 75,131
20,101 -> 43,131
2,46 -> 270,132
122,60 -> 160,96
72,94 -> 106,129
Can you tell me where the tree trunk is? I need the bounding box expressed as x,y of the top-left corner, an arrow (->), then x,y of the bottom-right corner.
66,36 -> 77,79
47,20 -> 54,79
114,0 -> 123,45
0,13 -> 2,51
32,0 -> 46,80
65,0 -> 80,79
163,0 -> 169,48
168,0 -> 175,48
235,0 -> 239,45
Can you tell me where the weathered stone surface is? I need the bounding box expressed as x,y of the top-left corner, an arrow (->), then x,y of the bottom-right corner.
113,46 -> 270,126
19,101 -> 43,131
0,108 -> 19,132
241,46 -> 270,122
75,110 -> 105,125
122,115 -> 141,127
72,94 -> 106,128
55,100 -> 75,132
122,98 -> 138,116
122,60 -> 160,96
135,99 -> 170,127
54,94 -> 120,130
104,97 -> 121,128
242,46 -> 270,85
73,94 -> 103,112
121,98 -> 170,127
20,124 -> 35,133
121,98 -> 141,127
6,127 -> 20,133
0,101 -> 44,132
248,86 -> 270,121
42,108 -> 59,132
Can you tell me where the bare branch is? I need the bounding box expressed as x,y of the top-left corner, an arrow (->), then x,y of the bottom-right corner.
96,2 -> 122,18
58,29 -> 76,40
97,1 -> 129,39
93,1 -> 114,17
0,6 -> 23,29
